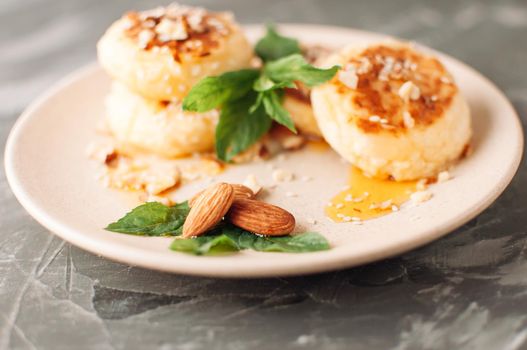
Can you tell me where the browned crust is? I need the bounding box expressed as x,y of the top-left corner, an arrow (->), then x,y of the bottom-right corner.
332,44 -> 458,134
122,8 -> 231,62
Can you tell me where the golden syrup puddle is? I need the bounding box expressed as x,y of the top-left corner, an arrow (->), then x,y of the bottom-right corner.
326,166 -> 420,222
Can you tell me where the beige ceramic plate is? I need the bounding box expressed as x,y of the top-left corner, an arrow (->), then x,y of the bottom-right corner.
4,25 -> 523,277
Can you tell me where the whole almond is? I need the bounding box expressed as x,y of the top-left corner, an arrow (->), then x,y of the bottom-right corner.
182,183 -> 234,238
188,184 -> 254,207
226,199 -> 295,236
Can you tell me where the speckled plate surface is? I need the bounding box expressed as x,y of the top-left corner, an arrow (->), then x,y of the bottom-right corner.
4,24 -> 523,277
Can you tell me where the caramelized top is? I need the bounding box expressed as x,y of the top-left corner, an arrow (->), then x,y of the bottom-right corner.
121,3 -> 232,61
331,44 -> 458,133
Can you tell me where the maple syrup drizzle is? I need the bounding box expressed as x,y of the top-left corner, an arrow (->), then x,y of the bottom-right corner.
326,166 -> 419,222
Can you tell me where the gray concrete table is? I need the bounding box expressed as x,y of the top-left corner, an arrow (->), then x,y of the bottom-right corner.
1,0 -> 527,349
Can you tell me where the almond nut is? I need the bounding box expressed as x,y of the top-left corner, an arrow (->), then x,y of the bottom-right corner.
232,184 -> 255,200
189,184 -> 254,207
182,183 -> 234,238
226,198 -> 295,236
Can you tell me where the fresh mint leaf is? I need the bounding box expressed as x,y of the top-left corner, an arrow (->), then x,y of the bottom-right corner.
255,24 -> 302,62
253,232 -> 330,252
264,54 -> 339,87
170,234 -> 240,255
215,92 -> 272,161
223,226 -> 330,253
261,90 -> 296,132
170,224 -> 330,255
105,202 -> 189,236
182,69 -> 259,112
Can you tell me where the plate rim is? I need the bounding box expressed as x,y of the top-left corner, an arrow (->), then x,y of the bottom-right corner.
4,23 -> 524,277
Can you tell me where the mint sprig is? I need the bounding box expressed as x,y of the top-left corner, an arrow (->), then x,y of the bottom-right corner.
182,25 -> 339,162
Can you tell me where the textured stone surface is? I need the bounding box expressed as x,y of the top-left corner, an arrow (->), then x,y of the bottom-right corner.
1,0 -> 527,349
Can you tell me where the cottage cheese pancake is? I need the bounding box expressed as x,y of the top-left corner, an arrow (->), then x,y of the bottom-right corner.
97,3 -> 253,101
311,42 -> 471,181
105,82 -> 218,158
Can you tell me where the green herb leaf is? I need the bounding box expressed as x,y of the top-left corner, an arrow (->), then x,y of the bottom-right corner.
261,90 -> 296,132
170,224 -> 330,255
256,232 -> 330,252
255,24 -> 302,62
215,92 -> 272,161
170,234 -> 240,255
105,202 -> 189,236
182,69 -> 260,112
264,54 -> 339,87
223,226 -> 330,253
